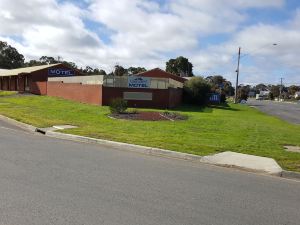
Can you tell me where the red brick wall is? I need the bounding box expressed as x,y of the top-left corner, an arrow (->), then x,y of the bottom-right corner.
0,64 -> 82,93
28,64 -> 82,95
0,77 -> 9,90
102,87 -> 182,108
0,77 -> 7,90
30,81 -> 47,95
47,82 -> 102,105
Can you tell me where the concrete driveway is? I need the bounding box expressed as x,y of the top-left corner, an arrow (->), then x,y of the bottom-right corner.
247,99 -> 300,124
1,119 -> 300,225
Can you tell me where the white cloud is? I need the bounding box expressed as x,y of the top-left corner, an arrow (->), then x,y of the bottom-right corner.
0,0 -> 299,85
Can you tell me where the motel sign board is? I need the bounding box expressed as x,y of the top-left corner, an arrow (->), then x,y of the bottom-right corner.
48,68 -> 75,77
128,76 -> 150,88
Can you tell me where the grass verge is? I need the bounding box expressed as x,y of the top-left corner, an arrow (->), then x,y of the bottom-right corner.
0,95 -> 300,172
0,91 -> 17,97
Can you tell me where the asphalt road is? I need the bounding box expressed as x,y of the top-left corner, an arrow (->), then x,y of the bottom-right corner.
247,99 -> 300,124
1,119 -> 300,225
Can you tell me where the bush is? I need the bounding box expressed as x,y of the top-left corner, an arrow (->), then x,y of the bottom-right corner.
220,93 -> 226,103
268,92 -> 274,100
183,77 -> 211,105
237,88 -> 248,102
109,98 -> 128,114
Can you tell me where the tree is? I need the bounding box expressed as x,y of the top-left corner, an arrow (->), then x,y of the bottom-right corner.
82,66 -> 94,74
39,56 -> 58,65
114,65 -> 127,76
206,75 -> 234,95
0,41 -> 25,69
254,83 -> 268,93
183,77 -> 211,105
237,85 -> 250,102
288,85 -> 300,96
92,68 -> 106,75
166,56 -> 193,76
127,67 -> 146,75
24,56 -> 78,69
268,92 -> 274,100
270,85 -> 280,98
24,59 -> 46,67
206,75 -> 234,103
98,69 -> 107,75
62,61 -> 77,69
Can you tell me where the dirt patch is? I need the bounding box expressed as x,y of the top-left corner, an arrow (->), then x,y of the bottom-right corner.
109,111 -> 187,121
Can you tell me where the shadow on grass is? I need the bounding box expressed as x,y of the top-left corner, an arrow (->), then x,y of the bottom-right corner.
209,103 -> 240,111
173,104 -> 212,113
171,103 -> 240,113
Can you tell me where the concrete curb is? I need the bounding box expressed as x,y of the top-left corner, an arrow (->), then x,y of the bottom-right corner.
0,115 -> 37,132
46,131 -> 202,161
280,170 -> 300,180
1,114 -> 300,180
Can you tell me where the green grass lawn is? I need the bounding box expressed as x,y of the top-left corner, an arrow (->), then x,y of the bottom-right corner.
0,91 -> 17,97
0,95 -> 300,172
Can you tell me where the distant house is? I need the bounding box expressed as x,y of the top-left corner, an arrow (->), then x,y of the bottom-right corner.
256,90 -> 270,100
295,92 -> 300,98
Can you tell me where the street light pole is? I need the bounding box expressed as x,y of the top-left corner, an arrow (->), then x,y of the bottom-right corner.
234,47 -> 241,104
233,43 -> 277,104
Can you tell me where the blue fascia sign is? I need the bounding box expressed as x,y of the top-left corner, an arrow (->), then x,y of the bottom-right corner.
209,93 -> 221,103
128,76 -> 150,88
48,68 -> 75,77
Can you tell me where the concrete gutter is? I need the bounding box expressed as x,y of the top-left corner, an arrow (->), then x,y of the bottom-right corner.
0,115 -> 37,132
1,114 -> 300,180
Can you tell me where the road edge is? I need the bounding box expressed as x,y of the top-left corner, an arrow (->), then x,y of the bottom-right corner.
0,114 -> 37,132
45,130 -> 202,161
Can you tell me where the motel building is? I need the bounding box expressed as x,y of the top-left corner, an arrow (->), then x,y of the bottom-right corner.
0,63 -> 186,108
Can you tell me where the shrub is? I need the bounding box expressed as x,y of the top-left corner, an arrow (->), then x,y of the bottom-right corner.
183,77 -> 211,105
237,88 -> 249,102
268,92 -> 274,100
109,98 -> 128,114
128,108 -> 139,114
220,92 -> 226,103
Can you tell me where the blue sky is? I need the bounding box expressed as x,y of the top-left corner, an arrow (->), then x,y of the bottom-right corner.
0,0 -> 300,85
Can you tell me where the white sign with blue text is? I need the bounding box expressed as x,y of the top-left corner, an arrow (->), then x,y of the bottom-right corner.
128,76 -> 150,88
48,68 -> 75,77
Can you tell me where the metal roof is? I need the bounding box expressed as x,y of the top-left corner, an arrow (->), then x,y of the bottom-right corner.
0,63 -> 61,77
136,68 -> 187,83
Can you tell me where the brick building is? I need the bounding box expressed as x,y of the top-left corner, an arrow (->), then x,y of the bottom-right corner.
0,65 -> 185,108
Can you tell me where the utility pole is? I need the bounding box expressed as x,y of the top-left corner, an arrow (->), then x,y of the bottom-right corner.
279,77 -> 284,101
234,47 -> 241,104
